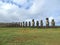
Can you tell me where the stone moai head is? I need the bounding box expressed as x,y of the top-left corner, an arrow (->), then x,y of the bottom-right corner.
36,21 -> 39,27
32,19 -> 35,27
32,19 -> 34,22
51,19 -> 55,26
40,20 -> 43,27
29,21 -> 31,27
46,18 -> 49,27
46,18 -> 48,20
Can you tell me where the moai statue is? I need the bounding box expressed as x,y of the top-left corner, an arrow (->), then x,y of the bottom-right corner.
21,22 -> 22,27
51,19 -> 55,27
32,19 -> 35,27
26,21 -> 27,27
16,22 -> 17,27
20,22 -> 21,27
18,22 -> 20,27
23,21 -> 24,27
36,21 -> 39,27
40,20 -> 43,27
46,18 -> 49,27
29,21 -> 31,27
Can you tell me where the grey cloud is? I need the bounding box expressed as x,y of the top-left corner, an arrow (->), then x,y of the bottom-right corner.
0,0 -> 33,9
0,0 -> 60,25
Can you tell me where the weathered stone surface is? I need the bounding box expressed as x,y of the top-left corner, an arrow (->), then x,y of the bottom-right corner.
29,21 -> 31,27
21,22 -> 22,27
46,18 -> 49,27
26,22 -> 27,27
36,21 -> 39,27
32,19 -> 35,27
40,20 -> 43,27
20,22 -> 21,27
51,19 -> 55,26
23,22 -> 24,27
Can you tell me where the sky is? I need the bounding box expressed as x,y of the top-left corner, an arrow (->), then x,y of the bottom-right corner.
0,0 -> 60,26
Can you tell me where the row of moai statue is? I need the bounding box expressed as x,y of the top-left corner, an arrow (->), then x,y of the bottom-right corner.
32,19 -> 43,27
46,18 -> 55,27
19,18 -> 55,27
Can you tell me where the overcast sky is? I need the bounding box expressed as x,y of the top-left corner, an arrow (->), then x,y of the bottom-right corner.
0,0 -> 60,25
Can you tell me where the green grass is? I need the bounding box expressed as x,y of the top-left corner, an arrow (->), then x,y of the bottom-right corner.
0,27 -> 60,45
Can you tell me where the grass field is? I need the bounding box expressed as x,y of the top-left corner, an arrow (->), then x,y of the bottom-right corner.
0,27 -> 60,45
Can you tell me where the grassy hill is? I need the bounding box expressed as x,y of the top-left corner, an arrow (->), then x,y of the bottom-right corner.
0,27 -> 60,45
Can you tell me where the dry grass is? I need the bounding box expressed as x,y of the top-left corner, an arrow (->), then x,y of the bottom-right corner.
0,28 -> 60,45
